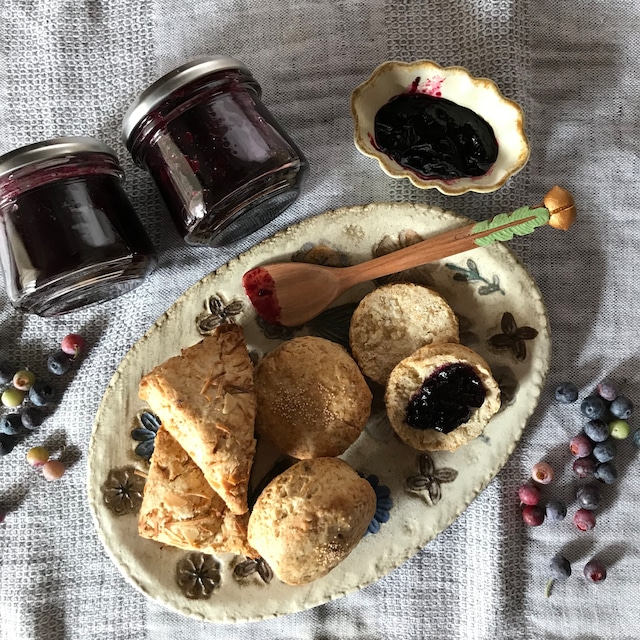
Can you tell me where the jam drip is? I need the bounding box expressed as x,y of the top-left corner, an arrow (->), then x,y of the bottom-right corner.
406,363 -> 487,434
374,93 -> 498,180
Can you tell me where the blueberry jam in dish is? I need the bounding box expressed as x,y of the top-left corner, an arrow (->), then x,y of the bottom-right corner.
406,363 -> 487,433
374,92 -> 498,180
0,137 -> 156,316
123,56 -> 308,247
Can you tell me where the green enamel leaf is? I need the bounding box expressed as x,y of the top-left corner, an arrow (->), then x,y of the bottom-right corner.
472,206 -> 550,247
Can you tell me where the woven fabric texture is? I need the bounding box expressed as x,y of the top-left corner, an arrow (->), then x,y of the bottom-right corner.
0,1 -> 639,639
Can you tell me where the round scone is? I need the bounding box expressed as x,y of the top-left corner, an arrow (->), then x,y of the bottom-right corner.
385,342 -> 500,452
349,283 -> 459,385
247,457 -> 376,585
254,336 -> 372,459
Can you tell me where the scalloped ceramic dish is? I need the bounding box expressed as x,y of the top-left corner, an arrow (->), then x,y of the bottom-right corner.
87,202 -> 549,623
351,60 -> 530,194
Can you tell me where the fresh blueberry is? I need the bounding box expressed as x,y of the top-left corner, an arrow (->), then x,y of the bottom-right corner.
584,559 -> 607,583
573,456 -> 597,478
593,439 -> 616,463
0,413 -> 22,436
581,395 -> 608,420
634,429 -> 640,447
555,382 -> 579,404
0,433 -> 17,456
584,419 -> 609,443
570,433 -> 592,457
545,499 -> 567,522
20,407 -> 45,430
594,462 -> 618,485
596,378 -> 619,402
574,508 -> 597,531
576,483 -> 602,510
47,351 -> 72,376
610,395 -> 633,420
550,554 -> 571,579
0,361 -> 14,385
28,381 -> 55,407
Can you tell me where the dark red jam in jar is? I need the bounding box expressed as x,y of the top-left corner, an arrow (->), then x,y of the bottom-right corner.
0,137 -> 156,316
122,56 -> 309,247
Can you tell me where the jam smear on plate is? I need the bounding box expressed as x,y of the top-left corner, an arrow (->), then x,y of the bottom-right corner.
406,362 -> 487,433
374,93 -> 498,180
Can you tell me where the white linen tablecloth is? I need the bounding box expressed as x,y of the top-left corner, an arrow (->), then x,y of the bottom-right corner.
0,1 -> 639,638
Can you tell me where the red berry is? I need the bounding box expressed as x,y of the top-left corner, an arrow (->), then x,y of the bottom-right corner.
522,505 -> 545,526
532,462 -> 554,484
574,508 -> 596,531
584,558 -> 607,582
518,482 -> 541,506
60,333 -> 86,358
42,460 -> 66,481
570,433 -> 593,457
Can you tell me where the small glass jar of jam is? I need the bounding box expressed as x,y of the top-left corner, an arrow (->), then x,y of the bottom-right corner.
0,137 -> 156,316
122,56 -> 309,247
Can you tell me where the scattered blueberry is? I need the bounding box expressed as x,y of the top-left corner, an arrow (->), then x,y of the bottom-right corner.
572,456 -> 597,478
0,413 -> 22,436
593,439 -> 616,463
584,419 -> 609,443
597,378 -> 619,402
574,508 -> 597,531
570,433 -> 593,457
0,362 -> 14,385
20,408 -> 45,430
522,505 -> 545,526
594,461 -> 618,485
608,418 -> 630,440
550,554 -> 572,579
61,333 -> 86,358
610,395 -> 633,420
531,461 -> 554,485
576,483 -> 602,510
518,482 -> 541,506
1,387 -> 26,408
584,558 -> 607,583
581,395 -> 608,420
634,429 -> 640,447
0,433 -> 17,456
555,382 -> 579,404
545,499 -> 567,522
47,351 -> 72,376
28,382 -> 55,407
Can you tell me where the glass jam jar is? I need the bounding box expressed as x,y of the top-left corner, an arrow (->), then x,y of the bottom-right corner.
0,137 -> 156,316
122,56 -> 309,247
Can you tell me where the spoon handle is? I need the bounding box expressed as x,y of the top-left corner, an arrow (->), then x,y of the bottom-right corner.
338,187 -> 576,289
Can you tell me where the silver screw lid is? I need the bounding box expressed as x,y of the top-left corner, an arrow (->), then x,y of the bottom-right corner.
121,55 -> 254,149
0,137 -> 118,179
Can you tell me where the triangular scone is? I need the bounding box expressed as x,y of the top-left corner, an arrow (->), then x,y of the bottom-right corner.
138,324 -> 256,515
138,426 -> 256,557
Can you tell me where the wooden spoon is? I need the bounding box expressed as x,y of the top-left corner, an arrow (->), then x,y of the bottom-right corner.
242,186 -> 576,326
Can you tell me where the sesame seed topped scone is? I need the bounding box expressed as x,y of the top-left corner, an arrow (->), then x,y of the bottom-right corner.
138,426 -> 256,557
349,283 -> 460,385
138,324 -> 256,515
247,457 -> 376,585
385,342 -> 500,452
254,336 -> 372,459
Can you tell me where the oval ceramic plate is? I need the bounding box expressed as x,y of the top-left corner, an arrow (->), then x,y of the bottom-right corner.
87,202 -> 550,623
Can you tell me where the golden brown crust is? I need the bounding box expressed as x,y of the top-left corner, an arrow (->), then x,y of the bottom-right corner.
254,336 -> 372,459
247,457 -> 376,585
138,324 -> 256,515
138,427 -> 257,557
384,342 -> 500,451
349,283 -> 459,385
